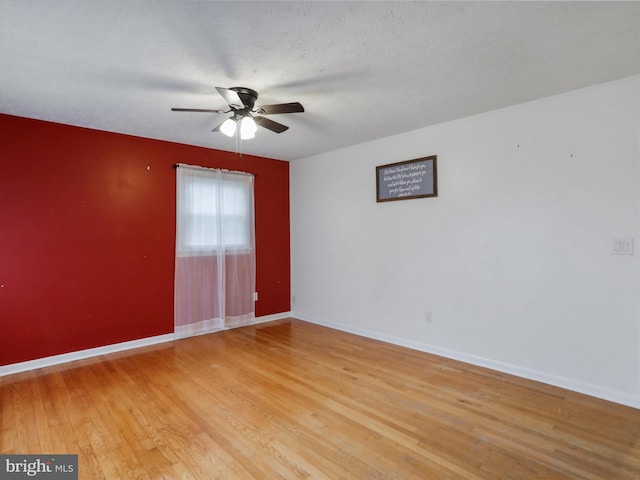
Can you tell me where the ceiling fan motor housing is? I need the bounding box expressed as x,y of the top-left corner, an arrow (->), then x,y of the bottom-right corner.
230,87 -> 258,110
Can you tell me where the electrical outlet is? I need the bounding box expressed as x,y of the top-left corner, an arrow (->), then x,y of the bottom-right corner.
253,292 -> 258,301
612,238 -> 634,255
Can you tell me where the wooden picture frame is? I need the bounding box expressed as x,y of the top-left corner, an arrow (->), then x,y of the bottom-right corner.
376,155 -> 438,202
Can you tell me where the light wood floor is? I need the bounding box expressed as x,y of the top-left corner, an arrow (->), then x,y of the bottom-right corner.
2,319 -> 639,479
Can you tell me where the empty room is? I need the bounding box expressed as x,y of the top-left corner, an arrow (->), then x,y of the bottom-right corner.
1,1 -> 640,479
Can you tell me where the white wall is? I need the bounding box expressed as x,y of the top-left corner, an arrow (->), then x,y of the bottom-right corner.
290,74 -> 640,408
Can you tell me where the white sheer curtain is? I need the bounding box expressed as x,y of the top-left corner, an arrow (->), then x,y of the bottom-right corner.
174,164 -> 255,339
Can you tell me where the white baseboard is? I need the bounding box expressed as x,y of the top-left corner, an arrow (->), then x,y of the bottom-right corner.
251,311 -> 292,325
0,312 -> 293,378
0,333 -> 176,377
293,312 -> 640,410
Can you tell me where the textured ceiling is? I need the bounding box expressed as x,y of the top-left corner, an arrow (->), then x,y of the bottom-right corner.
2,1 -> 640,161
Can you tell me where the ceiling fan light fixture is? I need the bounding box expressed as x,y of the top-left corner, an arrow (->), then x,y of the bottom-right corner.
220,117 -> 237,137
240,116 -> 257,140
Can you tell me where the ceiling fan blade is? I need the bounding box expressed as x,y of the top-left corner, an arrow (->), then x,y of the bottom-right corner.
215,87 -> 245,109
171,107 -> 227,113
254,116 -> 289,133
255,102 -> 304,115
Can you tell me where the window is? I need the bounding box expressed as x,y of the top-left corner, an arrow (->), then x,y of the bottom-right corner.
176,166 -> 254,255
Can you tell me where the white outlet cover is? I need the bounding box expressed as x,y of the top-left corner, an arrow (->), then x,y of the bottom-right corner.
612,238 -> 634,255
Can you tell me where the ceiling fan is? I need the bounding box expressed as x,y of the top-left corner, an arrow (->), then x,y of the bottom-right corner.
171,87 -> 304,139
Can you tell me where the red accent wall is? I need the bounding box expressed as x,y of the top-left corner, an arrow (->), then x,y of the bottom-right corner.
0,114 -> 290,366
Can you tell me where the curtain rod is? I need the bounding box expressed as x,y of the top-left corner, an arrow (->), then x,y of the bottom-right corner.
173,163 -> 255,177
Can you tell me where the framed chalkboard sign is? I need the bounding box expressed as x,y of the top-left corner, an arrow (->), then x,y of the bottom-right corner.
376,155 -> 438,202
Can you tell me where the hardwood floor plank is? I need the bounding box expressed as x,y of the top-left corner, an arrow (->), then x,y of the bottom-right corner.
1,318 -> 639,479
